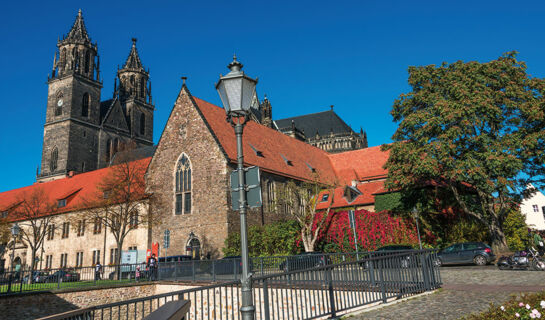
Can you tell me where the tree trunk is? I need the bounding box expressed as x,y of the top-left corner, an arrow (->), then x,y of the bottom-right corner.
301,229 -> 314,252
488,216 -> 509,254
115,239 -> 124,280
29,247 -> 37,284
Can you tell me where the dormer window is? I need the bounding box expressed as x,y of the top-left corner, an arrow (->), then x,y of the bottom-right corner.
249,144 -> 264,157
58,199 -> 67,208
321,193 -> 329,202
1,211 -> 7,218
344,186 -> 362,204
280,154 -> 293,166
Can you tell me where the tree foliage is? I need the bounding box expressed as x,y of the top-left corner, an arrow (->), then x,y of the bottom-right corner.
501,209 -> 528,251
384,52 -> 545,251
11,187 -> 57,276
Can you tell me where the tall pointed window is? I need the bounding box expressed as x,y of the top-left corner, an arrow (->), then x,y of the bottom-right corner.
50,148 -> 58,171
140,113 -> 146,135
140,79 -> 146,98
84,51 -> 91,74
82,93 -> 90,117
105,139 -> 112,162
175,154 -> 192,215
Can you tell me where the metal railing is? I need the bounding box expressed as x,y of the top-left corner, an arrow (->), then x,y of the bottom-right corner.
38,249 -> 441,319
0,252 -> 372,294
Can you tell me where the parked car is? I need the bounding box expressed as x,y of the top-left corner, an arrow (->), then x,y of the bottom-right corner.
435,242 -> 495,266
25,271 -> 50,283
361,245 -> 415,268
279,252 -> 330,272
44,269 -> 81,282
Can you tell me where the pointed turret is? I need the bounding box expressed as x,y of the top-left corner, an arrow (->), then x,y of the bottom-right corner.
52,9 -> 99,80
117,38 -> 150,102
61,9 -> 92,45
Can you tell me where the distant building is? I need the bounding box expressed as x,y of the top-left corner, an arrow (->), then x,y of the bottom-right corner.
521,185 -> 545,230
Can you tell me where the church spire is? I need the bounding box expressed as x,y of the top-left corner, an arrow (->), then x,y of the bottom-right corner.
122,38 -> 145,71
61,9 -> 92,45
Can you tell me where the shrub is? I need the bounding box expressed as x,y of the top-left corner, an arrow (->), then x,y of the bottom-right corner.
223,220 -> 301,257
502,210 -> 528,251
463,291 -> 545,319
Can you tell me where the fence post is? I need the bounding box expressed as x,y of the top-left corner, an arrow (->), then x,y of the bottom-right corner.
212,260 -> 216,282
419,252 -> 431,291
369,253 -> 376,287
7,274 -> 12,293
263,279 -> 270,320
326,267 -> 337,318
192,260 -> 196,282
260,257 -> 264,276
57,271 -> 61,289
378,259 -> 387,303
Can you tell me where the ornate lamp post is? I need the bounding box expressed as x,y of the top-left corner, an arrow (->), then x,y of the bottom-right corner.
216,55 -> 258,320
9,223 -> 20,273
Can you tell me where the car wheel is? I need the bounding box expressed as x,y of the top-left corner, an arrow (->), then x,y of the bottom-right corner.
434,258 -> 442,267
531,259 -> 545,271
474,255 -> 487,266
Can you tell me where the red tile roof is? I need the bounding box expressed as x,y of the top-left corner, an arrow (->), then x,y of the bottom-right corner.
0,158 -> 151,221
193,97 -> 338,184
328,145 -> 389,184
315,180 -> 387,210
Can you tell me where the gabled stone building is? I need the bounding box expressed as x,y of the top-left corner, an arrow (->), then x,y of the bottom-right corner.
39,10 -> 154,182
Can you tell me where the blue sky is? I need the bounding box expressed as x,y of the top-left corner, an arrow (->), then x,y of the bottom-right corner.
1,1 -> 545,192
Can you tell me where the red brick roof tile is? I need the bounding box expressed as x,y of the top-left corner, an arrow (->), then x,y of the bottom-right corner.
315,180 -> 387,210
0,158 -> 151,220
193,97 -> 338,184
327,145 -> 389,184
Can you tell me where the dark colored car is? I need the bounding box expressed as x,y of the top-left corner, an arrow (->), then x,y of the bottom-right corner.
26,271 -> 50,283
435,242 -> 495,266
279,252 -> 330,272
44,269 -> 81,282
214,256 -> 255,275
361,245 -> 415,268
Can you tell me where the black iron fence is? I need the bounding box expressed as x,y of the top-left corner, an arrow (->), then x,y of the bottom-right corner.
0,252 -> 373,294
38,249 -> 441,320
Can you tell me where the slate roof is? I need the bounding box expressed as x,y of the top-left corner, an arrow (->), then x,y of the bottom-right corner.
192,97 -> 338,184
110,146 -> 156,165
100,99 -> 114,122
61,10 -> 92,45
275,109 -> 355,137
0,158 -> 151,220
122,39 -> 145,71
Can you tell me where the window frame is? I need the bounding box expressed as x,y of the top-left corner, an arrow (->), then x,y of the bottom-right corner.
61,222 -> 70,239
174,154 -> 192,215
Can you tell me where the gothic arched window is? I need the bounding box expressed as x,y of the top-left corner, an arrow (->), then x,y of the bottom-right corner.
82,93 -> 90,117
50,148 -> 58,171
140,79 -> 145,98
113,138 -> 119,155
175,154 -> 192,215
130,76 -> 135,95
84,51 -> 91,74
140,113 -> 145,135
60,48 -> 66,65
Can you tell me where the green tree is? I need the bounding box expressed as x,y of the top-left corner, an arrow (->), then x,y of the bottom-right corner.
384,52 -> 545,252
502,209 -> 528,251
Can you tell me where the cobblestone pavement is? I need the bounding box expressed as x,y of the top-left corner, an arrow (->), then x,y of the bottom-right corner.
349,266 -> 545,320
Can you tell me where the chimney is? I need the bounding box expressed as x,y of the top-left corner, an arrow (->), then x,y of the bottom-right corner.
68,171 -> 75,178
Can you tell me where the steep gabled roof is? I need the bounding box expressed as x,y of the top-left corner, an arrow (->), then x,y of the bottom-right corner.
61,9 -> 91,45
192,97 -> 338,184
328,145 -> 390,184
0,158 -> 151,220
275,109 -> 354,137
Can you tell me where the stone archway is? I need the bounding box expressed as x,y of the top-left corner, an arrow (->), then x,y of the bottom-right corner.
186,236 -> 201,260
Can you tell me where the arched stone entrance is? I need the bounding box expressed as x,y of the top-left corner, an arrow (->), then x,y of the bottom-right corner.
186,235 -> 201,260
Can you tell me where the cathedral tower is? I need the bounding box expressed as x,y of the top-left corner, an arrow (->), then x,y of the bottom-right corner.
39,10 -> 102,181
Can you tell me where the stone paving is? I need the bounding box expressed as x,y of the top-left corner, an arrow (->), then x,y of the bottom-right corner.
349,265 -> 545,320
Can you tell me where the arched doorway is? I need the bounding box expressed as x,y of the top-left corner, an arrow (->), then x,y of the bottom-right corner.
186,236 -> 201,260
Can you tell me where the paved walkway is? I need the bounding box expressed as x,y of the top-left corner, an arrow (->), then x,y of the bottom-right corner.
349,266 -> 545,320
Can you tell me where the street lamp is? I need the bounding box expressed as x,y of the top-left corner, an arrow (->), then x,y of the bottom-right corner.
412,207 -> 423,250
216,55 -> 258,320
9,223 -> 20,273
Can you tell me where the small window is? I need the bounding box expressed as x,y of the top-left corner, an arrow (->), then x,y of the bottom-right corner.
1,211 -> 7,218
533,204 -> 539,212
103,191 -> 110,199
47,224 -> 55,240
129,212 -> 138,229
321,193 -> 329,202
58,199 -> 67,208
92,250 -> 101,265
76,251 -> 84,267
50,148 -> 58,172
280,154 -> 293,166
110,248 -> 119,264
305,162 -> 316,173
61,222 -> 70,238
60,253 -> 68,268
82,93 -> 90,117
77,220 -> 85,237
93,217 -> 102,234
